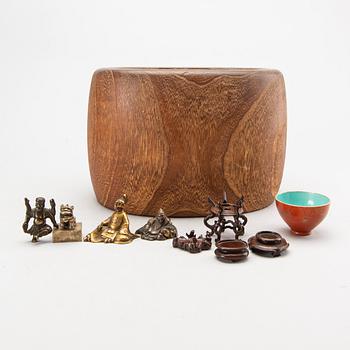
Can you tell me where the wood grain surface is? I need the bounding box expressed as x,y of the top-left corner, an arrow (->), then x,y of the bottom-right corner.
88,68 -> 287,217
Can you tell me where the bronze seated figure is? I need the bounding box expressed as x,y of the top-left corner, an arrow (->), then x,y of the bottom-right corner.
136,208 -> 177,241
84,194 -> 137,244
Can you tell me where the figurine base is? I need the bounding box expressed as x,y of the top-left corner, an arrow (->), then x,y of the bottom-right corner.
53,223 -> 82,243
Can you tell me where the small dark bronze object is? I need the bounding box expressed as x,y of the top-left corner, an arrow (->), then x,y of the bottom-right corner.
22,197 -> 58,242
136,208 -> 177,241
204,192 -> 247,242
248,231 -> 289,257
173,230 -> 212,253
214,239 -> 249,262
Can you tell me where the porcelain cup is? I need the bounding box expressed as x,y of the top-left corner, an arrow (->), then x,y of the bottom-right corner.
275,191 -> 330,236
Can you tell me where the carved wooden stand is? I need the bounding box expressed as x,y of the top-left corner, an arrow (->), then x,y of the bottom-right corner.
204,192 -> 247,242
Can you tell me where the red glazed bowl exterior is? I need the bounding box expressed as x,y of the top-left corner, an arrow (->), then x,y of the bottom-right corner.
275,200 -> 330,235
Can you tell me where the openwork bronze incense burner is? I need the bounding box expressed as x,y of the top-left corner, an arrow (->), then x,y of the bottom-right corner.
204,192 -> 247,242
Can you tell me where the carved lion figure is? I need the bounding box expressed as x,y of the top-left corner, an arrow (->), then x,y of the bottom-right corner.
59,204 -> 76,230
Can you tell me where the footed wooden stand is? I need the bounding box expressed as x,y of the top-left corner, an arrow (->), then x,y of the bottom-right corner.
88,68 -> 287,217
53,223 -> 82,243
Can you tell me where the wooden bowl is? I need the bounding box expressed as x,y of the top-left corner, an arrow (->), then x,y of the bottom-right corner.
88,68 -> 287,217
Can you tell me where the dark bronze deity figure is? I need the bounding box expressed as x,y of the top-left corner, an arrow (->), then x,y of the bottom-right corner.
136,208 -> 177,241
204,192 -> 247,242
22,197 -> 58,242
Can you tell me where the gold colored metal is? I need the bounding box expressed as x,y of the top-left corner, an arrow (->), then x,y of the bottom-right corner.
53,223 -> 82,243
84,194 -> 137,244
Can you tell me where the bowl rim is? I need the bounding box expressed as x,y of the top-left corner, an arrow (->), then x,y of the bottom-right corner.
275,191 -> 330,208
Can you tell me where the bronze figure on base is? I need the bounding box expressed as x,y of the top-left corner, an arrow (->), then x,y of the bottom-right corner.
53,204 -> 82,243
59,204 -> 76,230
84,194 -> 137,244
136,208 -> 177,241
22,197 -> 58,242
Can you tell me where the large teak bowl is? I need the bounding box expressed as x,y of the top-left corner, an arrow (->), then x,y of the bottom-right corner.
88,68 -> 287,217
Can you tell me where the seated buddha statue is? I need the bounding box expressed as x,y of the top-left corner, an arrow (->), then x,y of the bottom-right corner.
84,194 -> 137,244
136,208 -> 177,241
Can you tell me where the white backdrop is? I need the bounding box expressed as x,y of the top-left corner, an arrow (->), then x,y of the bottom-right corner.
0,1 -> 349,349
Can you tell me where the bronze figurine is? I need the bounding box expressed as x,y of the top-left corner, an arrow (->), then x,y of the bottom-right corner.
59,204 -> 76,230
53,204 -> 82,243
136,208 -> 177,241
84,194 -> 137,244
22,197 -> 58,242
173,230 -> 212,253
248,231 -> 289,257
204,192 -> 247,242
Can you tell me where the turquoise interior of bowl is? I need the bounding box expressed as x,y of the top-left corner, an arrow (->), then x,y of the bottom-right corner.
276,191 -> 330,207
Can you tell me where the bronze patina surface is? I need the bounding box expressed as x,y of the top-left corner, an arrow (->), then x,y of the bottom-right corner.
53,204 -> 82,243
173,230 -> 212,253
22,197 -> 58,242
59,204 -> 76,230
136,208 -> 177,241
84,194 -> 137,244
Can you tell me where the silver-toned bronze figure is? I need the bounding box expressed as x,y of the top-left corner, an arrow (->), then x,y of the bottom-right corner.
22,197 -> 58,242
136,208 -> 177,241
